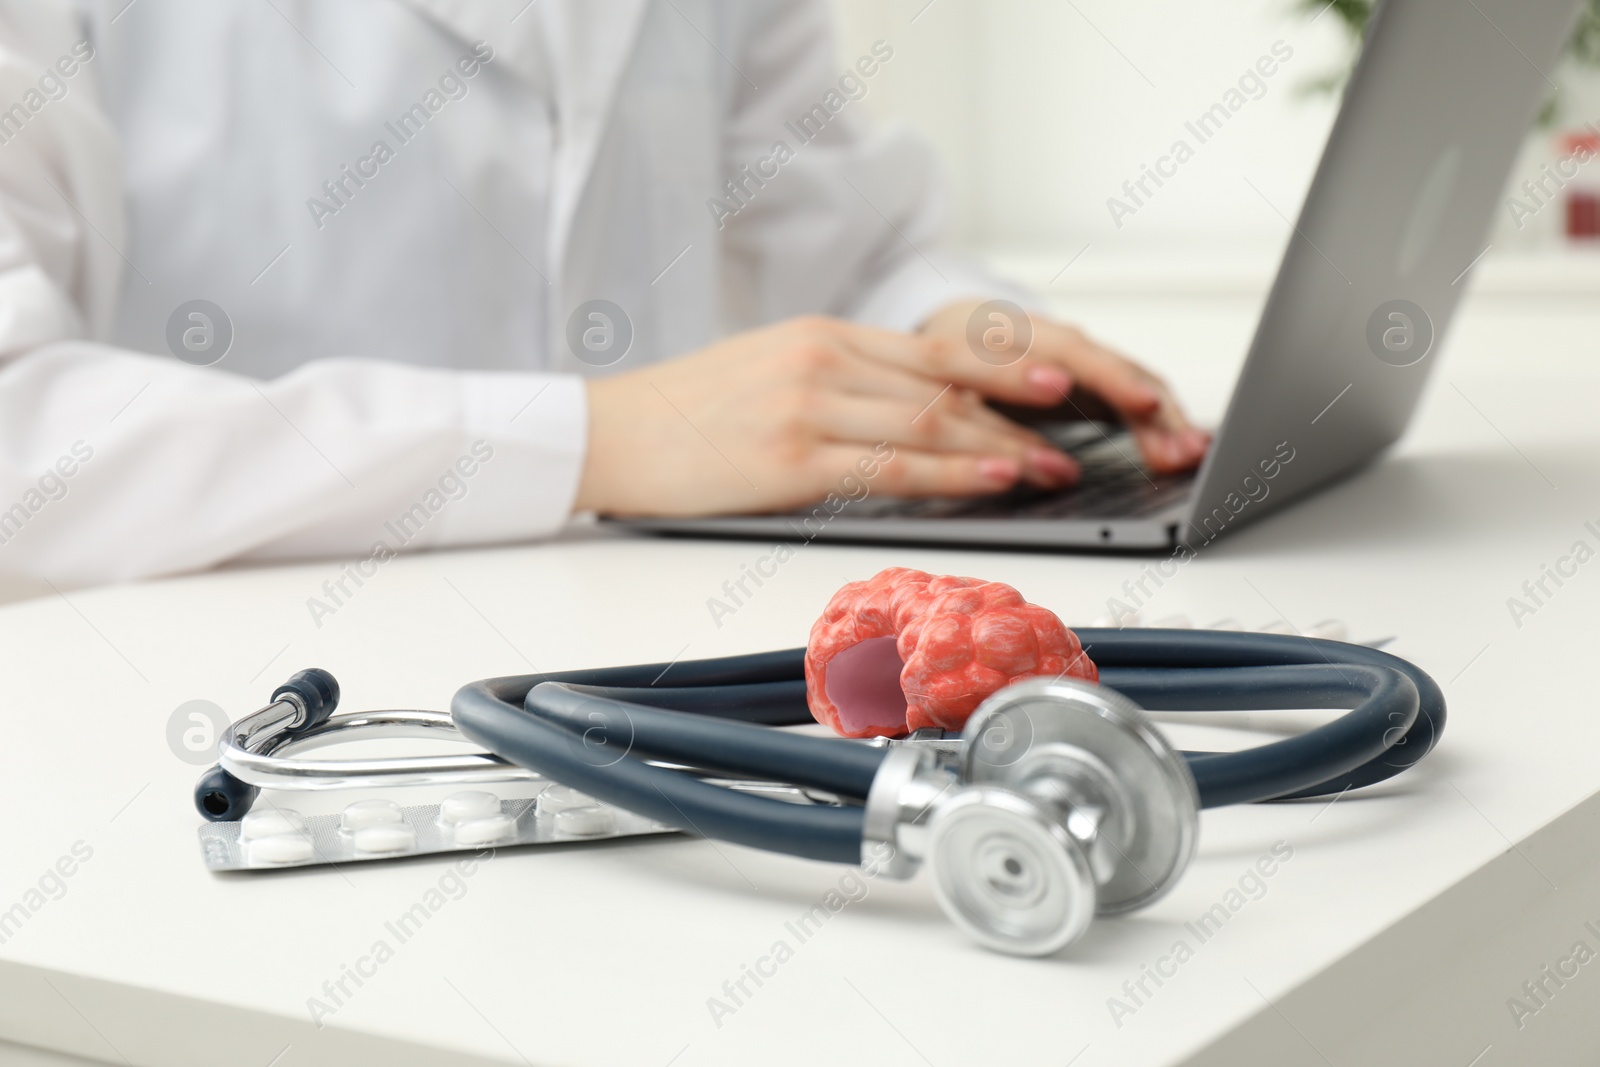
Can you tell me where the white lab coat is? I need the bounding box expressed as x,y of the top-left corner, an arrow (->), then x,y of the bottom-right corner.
0,0 -> 1017,587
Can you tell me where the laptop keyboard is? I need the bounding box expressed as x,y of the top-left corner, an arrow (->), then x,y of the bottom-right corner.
836,423 -> 1194,521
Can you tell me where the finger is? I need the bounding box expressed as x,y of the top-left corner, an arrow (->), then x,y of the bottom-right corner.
822,317 -> 1076,408
1031,331 -> 1165,418
1118,420 -> 1207,474
1015,325 -> 1209,473
920,389 -> 1083,488
798,333 -> 1083,486
928,395 -> 1088,489
815,315 -> 1209,473
809,347 -> 964,404
771,325 -> 982,408
814,443 -> 1026,498
809,393 -> 1079,488
799,315 -> 1090,411
959,389 -> 1064,438
797,347 -> 1076,471
799,316 -> 947,368
1051,340 -> 1210,473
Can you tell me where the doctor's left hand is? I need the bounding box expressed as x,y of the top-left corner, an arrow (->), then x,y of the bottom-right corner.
918,300 -> 1211,475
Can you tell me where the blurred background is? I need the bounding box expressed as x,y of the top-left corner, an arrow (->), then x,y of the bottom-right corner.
828,0 -> 1600,303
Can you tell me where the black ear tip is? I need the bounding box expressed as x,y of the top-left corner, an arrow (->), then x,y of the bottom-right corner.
271,668 -> 341,728
195,764 -> 259,821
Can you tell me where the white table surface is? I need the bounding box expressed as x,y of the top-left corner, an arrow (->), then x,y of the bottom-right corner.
2,294 -> 1599,1067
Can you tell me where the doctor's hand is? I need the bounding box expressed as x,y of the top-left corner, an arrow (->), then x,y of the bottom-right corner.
574,316 -> 1088,517
918,300 -> 1211,475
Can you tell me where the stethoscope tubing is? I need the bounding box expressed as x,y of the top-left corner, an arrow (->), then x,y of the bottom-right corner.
450,629 -> 1445,864
453,674 -> 870,862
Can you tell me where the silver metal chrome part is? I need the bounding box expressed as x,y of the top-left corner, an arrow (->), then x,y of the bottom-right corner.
221,705 -> 537,793
927,786 -> 1097,957
861,743 -> 959,878
861,676 -> 1200,956
961,676 -> 1200,916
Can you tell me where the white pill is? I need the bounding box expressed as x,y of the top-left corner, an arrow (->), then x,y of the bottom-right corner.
341,799 -> 404,833
1309,619 -> 1349,641
439,791 -> 500,825
537,785 -> 594,816
248,834 -> 314,865
453,814 -> 515,845
554,806 -> 615,837
240,808 -> 305,840
353,824 -> 417,854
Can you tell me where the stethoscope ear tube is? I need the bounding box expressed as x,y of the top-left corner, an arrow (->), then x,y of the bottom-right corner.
451,630 -> 1444,867
1078,628 -> 1445,804
466,631 -> 1443,811
536,681 -> 885,799
452,676 -> 868,863
271,668 -> 341,730
546,679 -> 811,725
1102,663 -> 1417,807
194,667 -> 344,820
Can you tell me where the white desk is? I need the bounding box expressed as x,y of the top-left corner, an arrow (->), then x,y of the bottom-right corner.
1,295 -> 1598,1067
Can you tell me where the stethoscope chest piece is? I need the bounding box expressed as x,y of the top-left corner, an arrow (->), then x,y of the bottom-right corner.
963,677 -> 1200,916
927,785 -> 1098,957
871,676 -> 1200,956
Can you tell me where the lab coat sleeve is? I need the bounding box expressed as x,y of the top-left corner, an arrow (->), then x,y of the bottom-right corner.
0,6 -> 587,587
719,0 -> 1038,333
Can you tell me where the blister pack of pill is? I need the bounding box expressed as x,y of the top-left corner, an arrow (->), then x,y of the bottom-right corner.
197,783 -> 679,871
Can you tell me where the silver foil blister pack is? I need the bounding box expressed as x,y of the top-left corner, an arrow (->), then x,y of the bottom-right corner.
197,783 -> 679,871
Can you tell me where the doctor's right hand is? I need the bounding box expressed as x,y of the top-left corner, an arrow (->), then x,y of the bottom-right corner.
572,316 -> 1084,517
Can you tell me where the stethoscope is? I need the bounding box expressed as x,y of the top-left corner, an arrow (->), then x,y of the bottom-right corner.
196,628 -> 1443,957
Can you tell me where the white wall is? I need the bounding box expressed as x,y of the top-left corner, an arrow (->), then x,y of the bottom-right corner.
827,0 -> 1600,282
828,0 -> 1351,255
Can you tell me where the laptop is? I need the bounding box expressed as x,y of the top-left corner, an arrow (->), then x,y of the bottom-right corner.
620,0 -> 1580,553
